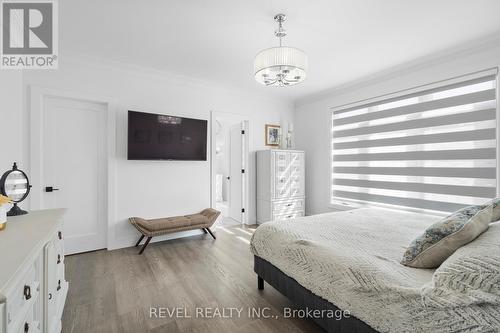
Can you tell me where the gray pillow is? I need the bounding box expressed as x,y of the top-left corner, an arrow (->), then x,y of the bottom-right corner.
401,204 -> 491,268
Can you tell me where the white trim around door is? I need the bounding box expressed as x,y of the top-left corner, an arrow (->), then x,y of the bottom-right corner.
209,110 -> 250,225
30,86 -> 117,253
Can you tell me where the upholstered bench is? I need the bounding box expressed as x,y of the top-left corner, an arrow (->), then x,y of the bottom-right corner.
129,208 -> 220,254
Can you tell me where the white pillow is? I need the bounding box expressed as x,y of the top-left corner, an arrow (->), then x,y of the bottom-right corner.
422,221 -> 500,307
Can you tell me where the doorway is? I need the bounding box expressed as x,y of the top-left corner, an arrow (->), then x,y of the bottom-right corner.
210,111 -> 249,225
31,89 -> 111,255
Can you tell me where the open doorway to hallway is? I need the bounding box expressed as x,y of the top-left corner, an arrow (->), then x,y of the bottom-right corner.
210,111 -> 249,226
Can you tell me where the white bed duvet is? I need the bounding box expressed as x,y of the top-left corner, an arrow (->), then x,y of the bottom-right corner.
250,208 -> 500,333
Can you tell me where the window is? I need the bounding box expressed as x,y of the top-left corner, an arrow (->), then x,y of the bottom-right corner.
331,70 -> 498,214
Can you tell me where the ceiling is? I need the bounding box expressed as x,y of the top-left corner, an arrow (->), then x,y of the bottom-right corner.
61,0 -> 500,102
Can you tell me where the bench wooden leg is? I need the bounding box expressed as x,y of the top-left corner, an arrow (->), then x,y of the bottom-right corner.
258,276 -> 264,290
138,237 -> 152,254
206,227 -> 216,240
202,228 -> 207,234
135,235 -> 145,247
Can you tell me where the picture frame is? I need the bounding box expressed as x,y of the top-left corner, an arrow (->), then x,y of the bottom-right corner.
265,124 -> 281,147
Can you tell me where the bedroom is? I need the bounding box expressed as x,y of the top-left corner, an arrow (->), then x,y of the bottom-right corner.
0,0 -> 499,332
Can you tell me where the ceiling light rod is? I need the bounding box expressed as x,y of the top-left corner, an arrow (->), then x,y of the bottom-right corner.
274,13 -> 287,47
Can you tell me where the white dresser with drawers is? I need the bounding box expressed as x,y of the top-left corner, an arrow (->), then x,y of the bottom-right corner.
0,209 -> 68,333
257,149 -> 305,224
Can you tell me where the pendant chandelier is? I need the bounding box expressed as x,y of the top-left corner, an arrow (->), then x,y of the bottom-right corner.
254,14 -> 308,87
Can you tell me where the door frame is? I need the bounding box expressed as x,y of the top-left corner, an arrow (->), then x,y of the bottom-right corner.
228,122 -> 244,222
30,86 -> 117,250
209,110 -> 250,224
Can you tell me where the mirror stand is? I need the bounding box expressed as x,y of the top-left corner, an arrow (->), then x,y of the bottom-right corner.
7,202 -> 28,216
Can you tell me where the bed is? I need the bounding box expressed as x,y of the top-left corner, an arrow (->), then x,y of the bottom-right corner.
250,208 -> 499,333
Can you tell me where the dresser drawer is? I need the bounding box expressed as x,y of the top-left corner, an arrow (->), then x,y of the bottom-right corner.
54,229 -> 65,271
275,174 -> 287,187
289,152 -> 303,166
274,151 -> 288,164
275,164 -> 287,175
290,187 -> 304,197
55,241 -> 64,266
273,199 -> 304,214
273,211 -> 304,221
274,152 -> 288,174
290,164 -> 301,174
56,263 -> 65,294
55,229 -> 64,249
6,262 -> 39,330
16,305 -> 39,333
274,185 -> 289,198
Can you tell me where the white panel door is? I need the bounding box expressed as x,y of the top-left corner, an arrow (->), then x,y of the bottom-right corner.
42,97 -> 107,254
229,123 -> 242,222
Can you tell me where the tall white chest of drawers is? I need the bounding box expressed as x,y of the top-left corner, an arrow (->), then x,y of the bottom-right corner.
257,149 -> 305,224
0,209 -> 68,333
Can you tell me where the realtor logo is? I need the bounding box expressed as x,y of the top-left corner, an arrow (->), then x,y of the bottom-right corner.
1,0 -> 58,69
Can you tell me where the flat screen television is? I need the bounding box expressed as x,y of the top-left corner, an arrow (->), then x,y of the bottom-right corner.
128,110 -> 208,160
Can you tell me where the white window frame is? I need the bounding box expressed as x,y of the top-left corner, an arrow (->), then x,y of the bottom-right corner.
329,68 -> 500,216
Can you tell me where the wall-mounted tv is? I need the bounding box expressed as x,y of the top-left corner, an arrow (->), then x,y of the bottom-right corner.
128,110 -> 207,161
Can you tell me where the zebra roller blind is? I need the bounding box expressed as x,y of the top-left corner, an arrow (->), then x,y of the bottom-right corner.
331,72 -> 498,213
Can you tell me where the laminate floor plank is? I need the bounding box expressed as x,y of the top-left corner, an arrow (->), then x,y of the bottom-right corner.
62,225 -> 324,333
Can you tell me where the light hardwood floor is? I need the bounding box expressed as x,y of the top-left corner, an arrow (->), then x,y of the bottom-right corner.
62,225 -> 324,333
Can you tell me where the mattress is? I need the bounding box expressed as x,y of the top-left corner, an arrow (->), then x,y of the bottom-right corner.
250,208 -> 456,332
254,255 -> 379,333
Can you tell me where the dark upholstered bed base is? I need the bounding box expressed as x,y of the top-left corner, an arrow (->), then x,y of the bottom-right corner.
254,256 -> 379,333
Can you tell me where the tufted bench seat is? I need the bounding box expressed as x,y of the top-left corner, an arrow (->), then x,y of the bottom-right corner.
129,208 -> 220,254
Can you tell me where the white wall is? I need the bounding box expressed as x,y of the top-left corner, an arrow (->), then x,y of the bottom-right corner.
0,72 -> 23,171
0,72 -> 24,212
0,56 -> 293,249
295,42 -> 500,216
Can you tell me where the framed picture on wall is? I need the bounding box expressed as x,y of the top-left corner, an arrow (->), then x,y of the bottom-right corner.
265,124 -> 281,146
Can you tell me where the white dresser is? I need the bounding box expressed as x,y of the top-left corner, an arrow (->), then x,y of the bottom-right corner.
0,209 -> 68,333
257,149 -> 305,223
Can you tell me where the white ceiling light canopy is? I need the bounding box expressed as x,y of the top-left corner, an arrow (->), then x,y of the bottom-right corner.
254,13 -> 308,87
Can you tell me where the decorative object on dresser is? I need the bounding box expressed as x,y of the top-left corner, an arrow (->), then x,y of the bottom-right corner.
285,123 -> 294,149
0,209 -> 68,333
0,162 -> 32,216
264,124 -> 281,147
257,149 -> 305,223
0,195 -> 11,230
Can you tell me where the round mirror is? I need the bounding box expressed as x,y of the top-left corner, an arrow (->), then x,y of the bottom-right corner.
0,162 -> 31,216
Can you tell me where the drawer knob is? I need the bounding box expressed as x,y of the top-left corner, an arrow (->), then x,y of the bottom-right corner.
58,231 -> 62,240
24,322 -> 29,333
48,293 -> 52,300
57,280 -> 61,291
57,254 -> 61,264
23,285 -> 31,300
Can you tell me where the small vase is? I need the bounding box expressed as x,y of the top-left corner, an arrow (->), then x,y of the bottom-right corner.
0,206 -> 6,230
